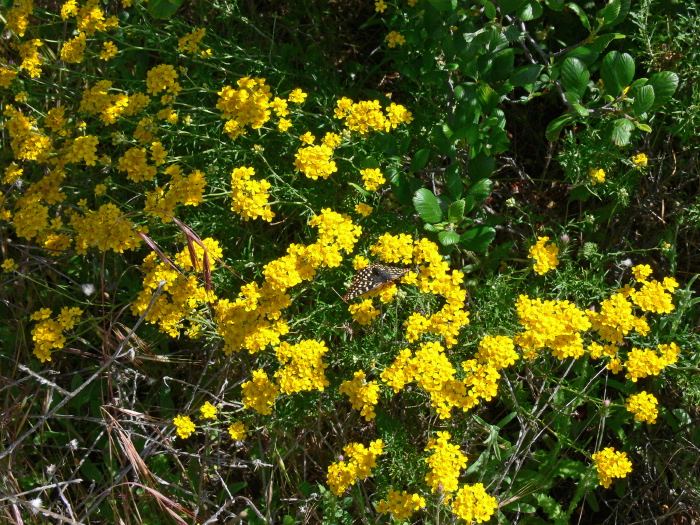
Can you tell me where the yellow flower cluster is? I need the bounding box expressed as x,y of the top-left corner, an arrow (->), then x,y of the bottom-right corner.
451,483 -> 498,523
592,447 -> 632,488
587,293 -> 647,344
4,106 -> 52,161
339,370 -> 380,421
16,39 -> 44,78
100,41 -> 118,61
327,439 -> 384,495
355,203 -> 373,217
216,209 -> 361,354
424,431 -> 468,493
529,236 -> 560,275
173,415 -> 195,439
146,64 -> 182,96
145,167 -> 206,222
30,306 -> 83,363
631,277 -> 678,314
589,167 -> 606,184
360,168 -> 386,191
386,31 -> 406,48
200,401 -> 218,420
624,343 -> 679,382
79,80 -> 151,125
6,0 -> 34,37
178,28 -> 211,58
475,335 -> 519,370
70,203 -> 144,254
133,239 -> 220,329
241,369 -> 281,415
60,33 -> 87,64
375,488 -> 426,520
72,0 -> 119,36
334,97 -> 413,134
228,421 -> 248,441
66,135 -> 99,165
2,258 -> 18,272
229,166 -> 275,221
293,143 -> 338,180
515,295 -> 591,360
0,66 -> 18,88
217,77 -> 272,140
274,339 -> 330,394
625,391 -> 658,424
348,299 -> 379,325
632,153 -> 648,167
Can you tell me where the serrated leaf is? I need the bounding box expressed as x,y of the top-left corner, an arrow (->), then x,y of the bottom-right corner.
458,225 -> 496,252
413,188 -> 443,223
518,0 -> 543,20
469,153 -> 495,181
445,164 -> 463,199
148,0 -> 182,18
476,84 -> 500,113
410,148 -> 430,172
611,118 -> 634,146
632,84 -> 655,115
485,49 -> 515,82
438,230 -> 460,245
545,113 -> 576,141
448,200 -> 466,222
483,0 -> 497,18
647,71 -> 678,110
600,51 -> 635,97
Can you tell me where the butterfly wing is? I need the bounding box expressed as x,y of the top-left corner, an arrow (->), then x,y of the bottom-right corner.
343,264 -> 410,301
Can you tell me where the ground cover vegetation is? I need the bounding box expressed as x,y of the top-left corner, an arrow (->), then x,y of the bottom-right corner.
1,0 -> 699,523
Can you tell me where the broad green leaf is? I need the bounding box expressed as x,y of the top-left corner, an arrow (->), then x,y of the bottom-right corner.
545,113 -> 576,141
468,178 -> 493,202
600,51 -> 635,97
518,0 -> 543,20
148,0 -> 182,18
498,0 -> 527,15
611,118 -> 634,146
588,33 -> 625,54
424,223 -> 441,233
573,102 -> 588,117
469,154 -> 495,182
463,194 -> 475,214
546,0 -> 566,10
483,0 -> 497,19
410,148 -> 431,172
476,84 -> 500,113
511,65 -> 543,87
413,188 -> 443,223
348,182 -> 370,196
458,225 -> 496,252
561,57 -> 589,96
635,122 -> 652,132
448,200 -> 466,223
485,49 -> 515,82
438,230 -> 460,246
647,71 -> 679,110
391,172 -> 423,206
566,2 -> 590,30
445,164 -> 463,199
632,84 -> 655,115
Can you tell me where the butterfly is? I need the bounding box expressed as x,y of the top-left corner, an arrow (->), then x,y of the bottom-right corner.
343,264 -> 411,301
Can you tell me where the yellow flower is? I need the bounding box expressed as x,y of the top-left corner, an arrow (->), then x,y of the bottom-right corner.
2,258 -> 18,272
278,118 -> 292,132
355,203 -> 373,217
528,236 -> 559,275
288,88 -> 307,104
451,483 -> 498,523
200,401 -> 218,420
376,489 -> 426,519
299,131 -> 316,144
94,184 -> 107,195
632,153 -> 648,167
588,167 -> 606,184
100,41 -> 118,60
631,264 -> 653,282
425,431 -> 467,493
339,370 -> 380,421
60,33 -> 87,63
173,415 -> 196,439
327,439 -> 384,495
360,168 -> 386,191
375,0 -> 388,13
625,391 -> 658,424
241,369 -> 280,415
592,447 -> 632,488
348,299 -> 380,325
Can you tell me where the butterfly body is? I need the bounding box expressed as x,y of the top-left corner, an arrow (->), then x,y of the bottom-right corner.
343,264 -> 411,301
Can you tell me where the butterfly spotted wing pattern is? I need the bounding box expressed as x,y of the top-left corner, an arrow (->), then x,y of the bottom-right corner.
343,264 -> 410,301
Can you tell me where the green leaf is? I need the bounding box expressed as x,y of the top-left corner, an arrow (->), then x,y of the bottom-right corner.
573,102 -> 588,117
600,51 -> 635,97
561,57 -> 589,96
468,178 -> 493,202
483,1 -> 497,19
545,113 -> 576,141
391,172 -> 423,206
458,225 -> 496,252
476,84 -> 500,114
611,118 -> 634,146
518,0 -> 543,20
410,148 -> 431,172
448,200 -> 466,222
498,0 -> 527,15
635,122 -> 652,132
348,182 -> 371,197
546,0 -> 566,9
148,0 -> 182,18
469,153 -> 495,182
463,194 -> 475,214
632,84 -> 655,115
511,64 -> 543,87
647,71 -> 678,110
597,0 -> 621,26
485,49 -> 515,82
445,164 -> 463,199
438,230 -> 460,246
413,188 -> 443,223
566,2 -> 591,30
428,0 -> 457,10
